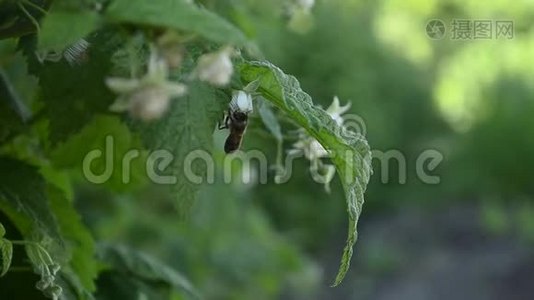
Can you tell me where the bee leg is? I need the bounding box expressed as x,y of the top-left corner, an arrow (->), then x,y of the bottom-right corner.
218,114 -> 229,130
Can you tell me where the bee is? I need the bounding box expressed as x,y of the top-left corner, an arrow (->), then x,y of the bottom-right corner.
219,90 -> 253,153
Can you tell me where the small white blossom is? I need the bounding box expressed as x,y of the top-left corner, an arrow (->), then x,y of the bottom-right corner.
111,83 -> 185,121
291,96 -> 351,158
289,96 -> 352,192
106,46 -> 186,121
310,160 -> 336,193
290,135 -> 328,161
296,0 -> 315,12
193,46 -> 234,86
326,96 -> 351,126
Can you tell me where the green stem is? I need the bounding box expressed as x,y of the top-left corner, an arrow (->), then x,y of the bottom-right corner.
17,2 -> 40,33
21,0 -> 49,15
0,0 -> 52,39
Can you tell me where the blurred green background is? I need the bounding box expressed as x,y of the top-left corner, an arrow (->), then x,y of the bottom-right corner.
88,0 -> 534,299
177,0 -> 534,299
4,0 -> 534,299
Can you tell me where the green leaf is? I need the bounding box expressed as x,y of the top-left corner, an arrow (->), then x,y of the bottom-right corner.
0,157 -> 62,241
135,81 -> 225,215
0,157 -> 95,296
258,98 -> 285,179
36,31 -> 120,144
105,0 -> 247,45
258,98 -> 283,142
47,183 -> 98,296
0,238 -> 13,277
0,80 -> 26,143
38,10 -> 100,52
50,115 -> 147,192
96,271 -> 174,300
0,40 -> 37,144
0,222 -> 5,237
97,243 -> 200,299
238,61 -> 372,286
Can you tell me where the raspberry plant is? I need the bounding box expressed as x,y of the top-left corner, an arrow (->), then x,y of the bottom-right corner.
0,0 -> 371,298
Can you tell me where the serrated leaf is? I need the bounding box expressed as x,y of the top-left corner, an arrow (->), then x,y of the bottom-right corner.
105,0 -> 247,45
47,183 -> 98,295
238,61 -> 372,286
36,32 -> 120,144
97,243 -> 200,299
0,157 -> 95,297
50,115 -> 147,192
0,238 -> 13,277
0,157 -> 62,241
134,81 -> 225,215
38,10 -> 99,52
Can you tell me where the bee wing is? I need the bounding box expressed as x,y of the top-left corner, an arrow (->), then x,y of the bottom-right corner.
245,94 -> 253,113
229,97 -> 239,112
230,90 -> 253,113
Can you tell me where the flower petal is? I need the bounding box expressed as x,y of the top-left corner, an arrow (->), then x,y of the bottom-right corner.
164,82 -> 188,97
106,77 -> 141,93
109,95 -> 131,112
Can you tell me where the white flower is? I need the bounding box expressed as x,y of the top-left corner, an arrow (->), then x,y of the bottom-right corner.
193,47 -> 234,86
289,96 -> 351,192
287,0 -> 315,34
108,81 -> 186,121
291,96 -> 351,158
290,134 -> 328,161
310,159 -> 336,193
296,0 -> 315,11
106,46 -> 187,121
326,96 -> 351,126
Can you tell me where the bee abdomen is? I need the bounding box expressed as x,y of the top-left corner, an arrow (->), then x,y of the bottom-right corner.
224,132 -> 243,153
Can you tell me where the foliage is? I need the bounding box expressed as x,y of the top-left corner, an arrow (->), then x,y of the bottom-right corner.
238,61 -> 372,285
0,0 -> 372,299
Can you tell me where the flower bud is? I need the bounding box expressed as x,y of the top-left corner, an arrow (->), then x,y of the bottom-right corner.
129,86 -> 172,121
194,47 -> 234,86
326,96 -> 351,126
50,263 -> 61,275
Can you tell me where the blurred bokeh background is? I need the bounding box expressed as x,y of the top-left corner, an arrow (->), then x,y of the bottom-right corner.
87,0 -> 534,299
4,0 -> 533,299
163,1 -> 533,299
